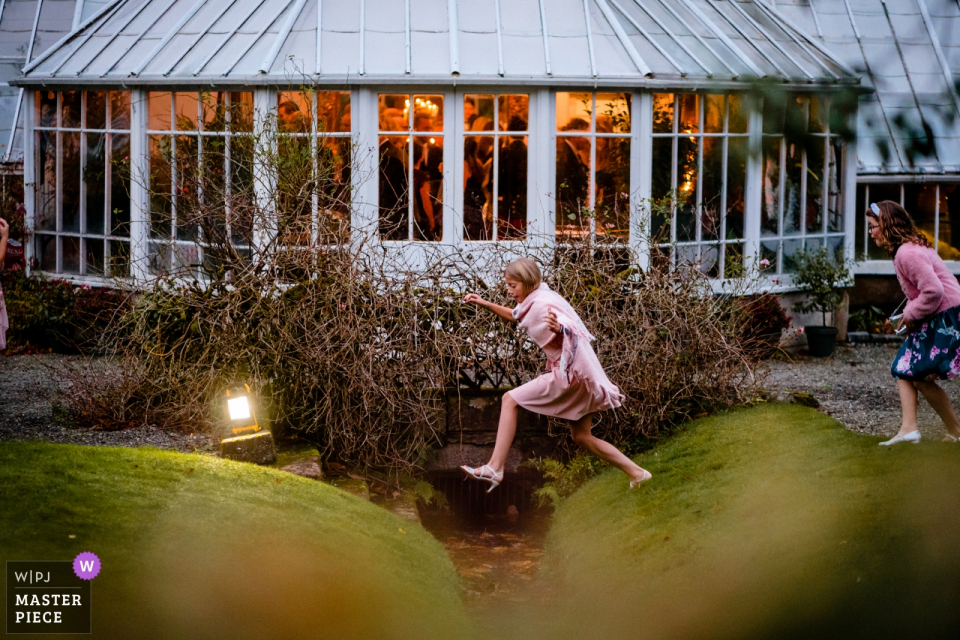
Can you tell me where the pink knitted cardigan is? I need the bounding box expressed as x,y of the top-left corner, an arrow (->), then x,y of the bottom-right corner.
512,283 -> 624,411
894,242 -> 960,320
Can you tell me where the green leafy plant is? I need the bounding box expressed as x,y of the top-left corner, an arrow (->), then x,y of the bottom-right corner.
849,306 -> 892,334
520,454 -> 603,508
790,246 -> 854,327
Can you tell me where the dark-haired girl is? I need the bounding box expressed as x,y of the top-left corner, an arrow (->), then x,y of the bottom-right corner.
866,200 -> 960,444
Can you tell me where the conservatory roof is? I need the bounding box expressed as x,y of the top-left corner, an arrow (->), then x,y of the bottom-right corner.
771,0 -> 960,175
12,0 -> 858,87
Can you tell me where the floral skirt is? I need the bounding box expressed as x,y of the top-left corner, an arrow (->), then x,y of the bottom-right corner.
891,304 -> 960,380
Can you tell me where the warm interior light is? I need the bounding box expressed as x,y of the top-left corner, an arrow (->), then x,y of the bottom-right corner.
228,396 -> 251,421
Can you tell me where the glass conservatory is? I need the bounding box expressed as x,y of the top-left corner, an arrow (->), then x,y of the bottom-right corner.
11,0 -> 861,289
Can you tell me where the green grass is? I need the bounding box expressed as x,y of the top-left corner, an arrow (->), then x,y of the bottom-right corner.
0,442 -> 475,640
521,404 -> 960,640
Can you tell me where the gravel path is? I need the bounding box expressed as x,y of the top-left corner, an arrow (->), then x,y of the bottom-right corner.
763,342 -> 960,440
4,345 -> 958,450
0,354 -> 217,453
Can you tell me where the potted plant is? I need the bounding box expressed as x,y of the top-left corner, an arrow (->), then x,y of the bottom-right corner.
790,246 -> 853,357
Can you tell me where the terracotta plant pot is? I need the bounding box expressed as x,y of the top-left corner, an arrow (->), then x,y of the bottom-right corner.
805,325 -> 839,358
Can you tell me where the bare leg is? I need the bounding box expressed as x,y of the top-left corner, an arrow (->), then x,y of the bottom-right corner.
477,392 -> 519,478
897,379 -> 920,436
914,380 -> 960,438
569,414 -> 649,483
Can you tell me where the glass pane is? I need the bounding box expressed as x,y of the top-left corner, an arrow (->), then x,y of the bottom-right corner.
786,95 -> 806,133
379,94 -> 409,132
499,94 -> 529,132
229,134 -> 254,245
701,137 -> 722,241
36,234 -> 56,271
413,137 -> 443,240
805,236 -> 823,251
653,93 -> 674,133
229,92 -> 254,133
556,92 -> 593,132
498,135 -> 528,240
704,94 -> 723,134
595,93 -> 630,133
784,141 -> 802,235
727,137 -> 747,239
36,131 -> 56,231
85,238 -> 104,276
904,183 -> 937,245
464,135 -> 491,240
651,137 -> 673,241
827,137 -> 843,232
148,241 -> 171,274
278,91 -> 311,133
828,235 -> 844,264
676,243 -> 698,267
110,91 -> 130,130
62,132 -> 81,233
318,91 -> 351,132
809,96 -> 825,134
676,136 -> 698,242
61,90 -> 81,129
111,134 -> 131,237
651,245 -> 672,269
379,135 -> 409,240
856,183 -> 866,257
201,92 -> 228,133
464,94 -> 492,131
805,137 -> 824,234
866,183 -> 899,260
556,136 -> 591,236
202,135 -> 226,219
595,137 -> 629,241
85,132 -> 106,234
782,238 -> 802,273
149,135 -> 173,238
109,240 -> 130,277
728,94 -> 747,134
678,94 -> 698,134
148,92 -> 171,131
760,241 -> 779,273
762,93 -> 784,134
277,134 -> 312,246
87,91 -> 106,130
38,90 -> 57,127
700,243 -> 720,278
318,136 -> 352,243
175,135 -> 200,241
724,242 -> 744,278
63,236 -> 80,274
412,95 -> 443,132
174,92 -> 200,131
939,184 -> 959,260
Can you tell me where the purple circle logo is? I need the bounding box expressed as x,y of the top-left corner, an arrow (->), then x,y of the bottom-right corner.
73,552 -> 101,580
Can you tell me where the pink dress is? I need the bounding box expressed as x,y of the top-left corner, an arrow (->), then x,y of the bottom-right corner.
508,283 -> 623,421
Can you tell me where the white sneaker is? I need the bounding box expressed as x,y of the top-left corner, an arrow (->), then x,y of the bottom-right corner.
879,431 -> 922,446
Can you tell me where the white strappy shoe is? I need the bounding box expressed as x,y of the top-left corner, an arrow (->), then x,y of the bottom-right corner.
943,433 -> 960,443
629,469 -> 653,488
879,431 -> 921,446
460,464 -> 503,493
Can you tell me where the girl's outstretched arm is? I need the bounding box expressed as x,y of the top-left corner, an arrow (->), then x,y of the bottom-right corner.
463,293 -> 516,323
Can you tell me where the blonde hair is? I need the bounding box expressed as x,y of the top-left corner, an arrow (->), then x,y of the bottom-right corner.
504,257 -> 541,294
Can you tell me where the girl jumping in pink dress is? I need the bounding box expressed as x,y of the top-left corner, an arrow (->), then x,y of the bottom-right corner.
460,257 -> 652,491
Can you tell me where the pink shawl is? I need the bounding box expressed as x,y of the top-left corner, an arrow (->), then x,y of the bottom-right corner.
512,283 -> 623,409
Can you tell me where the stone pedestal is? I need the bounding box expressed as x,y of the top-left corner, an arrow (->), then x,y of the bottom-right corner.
220,431 -> 277,464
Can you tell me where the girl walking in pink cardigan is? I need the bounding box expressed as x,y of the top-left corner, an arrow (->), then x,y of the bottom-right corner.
460,257 -> 652,490
866,201 -> 960,445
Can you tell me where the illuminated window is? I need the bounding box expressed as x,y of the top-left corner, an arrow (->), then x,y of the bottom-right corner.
34,90 -> 131,277
651,93 -> 748,278
462,94 -> 528,241
378,94 -> 444,242
555,92 -> 630,242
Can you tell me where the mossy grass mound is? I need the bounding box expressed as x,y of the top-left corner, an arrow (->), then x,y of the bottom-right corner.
0,441 -> 474,640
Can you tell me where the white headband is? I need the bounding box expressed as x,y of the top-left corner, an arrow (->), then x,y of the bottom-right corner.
870,202 -> 881,215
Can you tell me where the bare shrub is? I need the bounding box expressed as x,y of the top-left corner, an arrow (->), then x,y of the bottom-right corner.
66,91 -> 769,471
